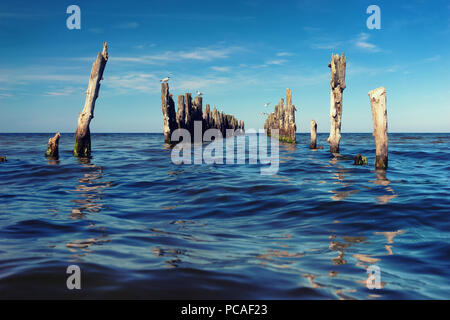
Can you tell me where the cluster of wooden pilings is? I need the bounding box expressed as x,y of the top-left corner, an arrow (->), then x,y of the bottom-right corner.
264,52 -> 388,170
161,83 -> 244,144
264,88 -> 297,143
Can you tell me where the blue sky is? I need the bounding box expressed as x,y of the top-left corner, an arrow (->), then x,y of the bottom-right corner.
0,0 -> 449,132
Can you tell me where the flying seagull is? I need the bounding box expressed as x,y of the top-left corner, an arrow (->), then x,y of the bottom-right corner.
260,112 -> 268,116
264,102 -> 271,107
160,77 -> 170,83
196,90 -> 203,96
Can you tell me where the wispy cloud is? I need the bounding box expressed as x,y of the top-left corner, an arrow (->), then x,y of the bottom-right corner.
211,66 -> 231,72
354,33 -> 381,52
105,73 -> 159,93
115,22 -> 139,29
425,55 -> 440,62
44,86 -> 82,97
79,45 -> 243,65
276,52 -> 293,57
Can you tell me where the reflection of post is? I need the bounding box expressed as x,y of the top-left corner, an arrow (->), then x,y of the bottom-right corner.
369,87 -> 388,169
327,53 -> 346,154
310,120 -> 317,149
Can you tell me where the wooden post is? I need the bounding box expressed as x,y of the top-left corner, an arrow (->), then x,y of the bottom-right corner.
176,94 -> 185,129
310,120 -> 317,149
369,87 -> 388,169
161,83 -> 177,143
74,42 -> 108,157
45,132 -> 60,159
327,53 -> 346,153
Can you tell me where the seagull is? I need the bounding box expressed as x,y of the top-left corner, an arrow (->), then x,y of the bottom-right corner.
160,77 -> 170,83
264,102 -> 271,107
196,90 -> 203,96
260,112 -> 268,116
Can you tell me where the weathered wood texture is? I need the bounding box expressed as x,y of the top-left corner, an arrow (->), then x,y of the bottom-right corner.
264,88 -> 297,143
161,83 -> 177,143
161,84 -> 244,143
310,120 -> 317,149
327,53 -> 346,153
369,86 -> 388,169
45,132 -> 60,158
74,42 -> 108,157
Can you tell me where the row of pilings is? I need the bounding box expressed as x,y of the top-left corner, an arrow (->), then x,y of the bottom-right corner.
161,83 -> 244,144
264,53 -> 388,170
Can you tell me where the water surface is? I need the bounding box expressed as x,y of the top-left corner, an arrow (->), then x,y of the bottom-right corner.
0,133 -> 449,299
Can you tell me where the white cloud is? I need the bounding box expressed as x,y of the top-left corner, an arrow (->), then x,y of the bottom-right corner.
276,52 -> 293,57
115,22 -> 139,29
425,55 -> 440,62
211,66 -> 230,72
44,87 -> 82,97
87,45 -> 243,65
354,33 -> 381,52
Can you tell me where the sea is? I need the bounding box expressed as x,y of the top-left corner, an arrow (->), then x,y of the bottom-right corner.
0,132 -> 449,299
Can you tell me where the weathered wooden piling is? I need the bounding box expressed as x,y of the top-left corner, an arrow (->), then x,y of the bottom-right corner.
327,53 -> 346,153
0,156 -> 6,162
45,132 -> 60,159
161,84 -> 244,143
310,120 -> 317,149
264,88 -> 297,143
369,87 -> 388,169
161,83 -> 177,143
74,42 -> 108,157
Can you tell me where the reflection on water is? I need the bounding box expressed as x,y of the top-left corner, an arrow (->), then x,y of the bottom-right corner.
70,162 -> 112,219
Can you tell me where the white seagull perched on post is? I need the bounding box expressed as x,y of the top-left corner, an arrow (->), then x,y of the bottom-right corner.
264,102 -> 271,107
196,90 -> 203,96
160,76 -> 170,83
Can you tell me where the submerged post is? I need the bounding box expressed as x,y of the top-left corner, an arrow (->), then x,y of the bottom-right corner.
45,132 -> 60,159
327,53 -> 346,153
310,120 -> 317,149
74,42 -> 108,157
369,87 -> 388,169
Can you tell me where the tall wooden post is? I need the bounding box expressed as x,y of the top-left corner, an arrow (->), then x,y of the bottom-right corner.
327,53 -> 346,154
310,120 -> 317,149
45,132 -> 60,159
369,87 -> 388,169
74,42 -> 108,157
161,83 -> 177,143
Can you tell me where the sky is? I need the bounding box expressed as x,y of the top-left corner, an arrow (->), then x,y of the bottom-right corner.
0,0 -> 449,133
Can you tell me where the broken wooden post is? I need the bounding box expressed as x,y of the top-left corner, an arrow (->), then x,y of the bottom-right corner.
161,83 -> 177,143
369,87 -> 388,169
310,120 -> 317,149
74,42 -> 108,157
327,53 -> 346,153
264,88 -> 297,143
45,132 -> 60,159
354,154 -> 368,165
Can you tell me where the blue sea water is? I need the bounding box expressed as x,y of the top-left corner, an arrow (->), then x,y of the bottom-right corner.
0,132 -> 449,299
